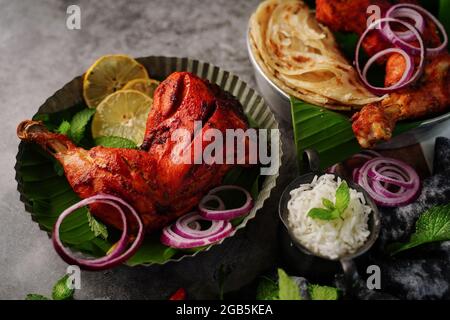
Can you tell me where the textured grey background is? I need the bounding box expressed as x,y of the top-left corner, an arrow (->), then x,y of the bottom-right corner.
0,0 -> 297,299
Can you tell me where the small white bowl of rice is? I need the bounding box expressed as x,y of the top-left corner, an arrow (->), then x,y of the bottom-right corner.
279,170 -> 380,262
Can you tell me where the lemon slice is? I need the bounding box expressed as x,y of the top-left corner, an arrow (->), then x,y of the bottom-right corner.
83,55 -> 149,108
91,90 -> 152,145
123,78 -> 160,98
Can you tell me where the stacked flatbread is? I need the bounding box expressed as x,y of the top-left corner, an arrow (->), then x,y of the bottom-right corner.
249,0 -> 382,110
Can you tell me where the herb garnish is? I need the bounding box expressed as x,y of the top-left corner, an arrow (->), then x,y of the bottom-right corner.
388,204 -> 450,255
256,268 -> 339,300
26,274 -> 75,300
307,181 -> 350,221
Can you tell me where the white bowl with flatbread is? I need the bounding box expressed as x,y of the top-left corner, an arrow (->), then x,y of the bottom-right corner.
246,0 -> 450,149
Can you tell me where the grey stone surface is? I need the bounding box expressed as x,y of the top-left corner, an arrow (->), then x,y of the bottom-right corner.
0,0 -> 297,299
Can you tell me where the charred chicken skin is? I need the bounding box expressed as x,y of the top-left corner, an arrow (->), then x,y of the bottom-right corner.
316,0 -> 449,148
352,54 -> 450,148
316,0 -> 440,83
17,72 -> 250,233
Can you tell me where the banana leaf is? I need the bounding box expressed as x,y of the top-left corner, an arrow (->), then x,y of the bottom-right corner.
16,105 -> 262,265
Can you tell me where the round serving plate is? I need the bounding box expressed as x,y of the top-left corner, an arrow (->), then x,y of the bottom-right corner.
15,56 -> 282,266
246,31 -> 450,149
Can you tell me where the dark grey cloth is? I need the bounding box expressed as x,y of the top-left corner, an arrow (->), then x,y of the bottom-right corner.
358,137 -> 450,300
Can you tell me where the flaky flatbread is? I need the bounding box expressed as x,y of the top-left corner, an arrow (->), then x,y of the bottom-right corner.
249,0 -> 382,109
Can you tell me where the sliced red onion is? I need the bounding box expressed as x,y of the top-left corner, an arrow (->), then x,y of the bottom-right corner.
355,17 -> 425,95
377,165 -> 410,182
356,157 -> 420,207
381,4 -> 448,56
52,194 -> 144,271
363,48 -> 414,87
197,194 -> 225,211
372,172 -> 407,198
173,212 -> 228,239
383,6 -> 425,42
187,221 -> 201,231
161,212 -> 233,249
326,163 -> 338,174
198,185 -> 253,220
367,158 -> 418,189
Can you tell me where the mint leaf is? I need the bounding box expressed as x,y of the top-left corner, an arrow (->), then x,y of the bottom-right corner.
256,277 -> 279,300
52,275 -> 74,300
278,269 -> 301,300
94,136 -> 137,149
389,204 -> 450,255
56,120 -> 71,135
322,198 -> 335,210
308,208 -> 340,220
87,212 -> 108,240
308,284 -> 339,300
335,181 -> 350,213
26,294 -> 49,300
70,108 -> 96,143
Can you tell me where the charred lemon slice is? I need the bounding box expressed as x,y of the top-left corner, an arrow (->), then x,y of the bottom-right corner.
123,78 -> 160,98
83,55 -> 149,108
91,90 -> 152,145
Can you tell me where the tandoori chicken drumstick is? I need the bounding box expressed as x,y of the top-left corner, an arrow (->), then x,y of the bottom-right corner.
17,72 -> 250,233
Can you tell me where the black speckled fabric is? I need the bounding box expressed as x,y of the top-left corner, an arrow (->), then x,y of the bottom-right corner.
357,137 -> 450,300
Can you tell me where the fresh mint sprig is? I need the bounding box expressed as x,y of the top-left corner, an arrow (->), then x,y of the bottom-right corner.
25,274 -> 75,300
87,212 -> 108,240
388,204 -> 450,255
256,268 -> 339,300
69,108 -> 96,143
54,108 -> 96,144
307,181 -> 350,221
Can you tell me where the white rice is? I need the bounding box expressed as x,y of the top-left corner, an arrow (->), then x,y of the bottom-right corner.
287,174 -> 371,259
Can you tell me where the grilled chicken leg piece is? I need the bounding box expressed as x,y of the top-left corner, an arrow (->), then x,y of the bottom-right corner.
352,54 -> 450,148
316,0 -> 442,85
17,72 -> 250,233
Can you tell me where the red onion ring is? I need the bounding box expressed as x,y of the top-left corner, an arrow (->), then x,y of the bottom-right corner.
173,212 -> 228,239
381,3 -> 448,56
356,157 -> 420,206
372,172 -> 407,198
355,17 -> 425,95
52,194 -> 144,271
161,212 -> 233,249
197,194 -> 226,211
198,185 -> 253,220
363,47 -> 414,87
383,6 -> 425,42
367,159 -> 417,189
